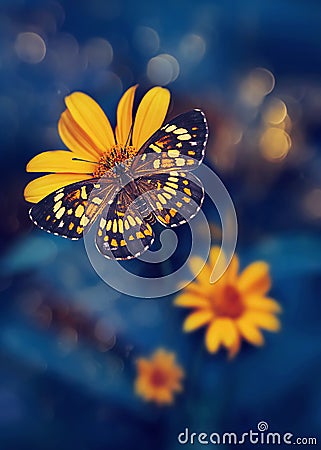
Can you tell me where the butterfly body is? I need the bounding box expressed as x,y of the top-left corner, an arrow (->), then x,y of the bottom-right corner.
30,109 -> 208,259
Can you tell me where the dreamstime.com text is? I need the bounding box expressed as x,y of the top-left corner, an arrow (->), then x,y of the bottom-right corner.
177,422 -> 317,446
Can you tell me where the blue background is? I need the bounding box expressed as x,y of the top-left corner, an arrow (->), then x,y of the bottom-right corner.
0,0 -> 321,448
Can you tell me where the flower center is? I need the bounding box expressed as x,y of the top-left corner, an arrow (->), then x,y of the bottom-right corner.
213,285 -> 244,318
93,145 -> 136,178
150,368 -> 168,388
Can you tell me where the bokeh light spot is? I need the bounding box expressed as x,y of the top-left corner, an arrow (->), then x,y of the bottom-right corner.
147,53 -> 180,85
260,127 -> 291,161
179,33 -> 206,63
304,189 -> 321,218
240,67 -> 275,107
134,26 -> 160,56
14,32 -> 46,64
84,38 -> 113,69
278,114 -> 292,131
94,317 -> 116,351
58,327 -> 78,354
263,98 -> 287,125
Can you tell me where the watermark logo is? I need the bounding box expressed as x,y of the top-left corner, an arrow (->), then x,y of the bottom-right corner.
257,421 -> 269,432
84,155 -> 238,298
177,422 -> 317,446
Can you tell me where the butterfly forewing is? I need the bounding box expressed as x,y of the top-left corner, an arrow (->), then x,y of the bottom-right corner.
30,178 -> 117,239
131,109 -> 208,175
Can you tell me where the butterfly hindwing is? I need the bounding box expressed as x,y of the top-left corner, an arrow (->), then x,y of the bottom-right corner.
95,183 -> 155,259
136,171 -> 204,227
131,109 -> 208,175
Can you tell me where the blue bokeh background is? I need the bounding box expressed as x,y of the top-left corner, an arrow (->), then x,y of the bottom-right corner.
1,0 -> 321,448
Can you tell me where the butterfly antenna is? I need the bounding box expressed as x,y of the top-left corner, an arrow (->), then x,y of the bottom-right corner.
124,122 -> 134,148
72,157 -> 99,164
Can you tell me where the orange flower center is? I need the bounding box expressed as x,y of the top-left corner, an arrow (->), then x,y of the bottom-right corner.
149,368 -> 168,388
213,285 -> 244,318
93,144 -> 137,178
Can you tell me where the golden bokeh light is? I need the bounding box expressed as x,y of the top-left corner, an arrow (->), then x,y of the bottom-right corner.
263,98 -> 287,125
240,67 -> 275,107
274,114 -> 292,131
260,127 -> 291,161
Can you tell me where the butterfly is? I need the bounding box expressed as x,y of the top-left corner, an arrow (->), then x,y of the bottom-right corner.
30,109 -> 208,259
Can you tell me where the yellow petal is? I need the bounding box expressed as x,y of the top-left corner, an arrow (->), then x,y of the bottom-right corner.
170,368 -> 184,383
227,253 -> 239,281
205,319 -> 224,353
26,151 -> 96,174
135,378 -> 153,398
245,296 -> 282,313
188,256 -> 212,286
238,262 -> 271,296
153,349 -> 175,367
136,358 -> 151,375
132,86 -> 170,149
183,310 -> 213,332
64,91 -> 115,151
154,388 -> 173,405
174,293 -> 209,309
182,282 -> 211,299
24,173 -> 93,203
242,311 -> 281,332
115,85 -> 138,146
205,318 -> 238,354
58,109 -> 103,160
237,317 -> 264,346
220,318 -> 239,348
209,246 -> 228,284
171,380 -> 183,392
228,334 -> 241,359
209,246 -> 219,267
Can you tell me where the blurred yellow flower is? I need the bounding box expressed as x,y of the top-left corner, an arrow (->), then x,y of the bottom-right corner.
24,85 -> 170,203
174,247 -> 281,358
135,349 -> 184,405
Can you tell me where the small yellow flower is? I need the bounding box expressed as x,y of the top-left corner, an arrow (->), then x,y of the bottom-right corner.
174,247 -> 281,358
135,349 -> 184,405
24,85 -> 170,203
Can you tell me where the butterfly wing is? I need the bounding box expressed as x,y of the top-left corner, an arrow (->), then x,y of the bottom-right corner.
29,178 -> 117,239
136,171 -> 204,227
131,109 -> 208,175
95,183 -> 155,259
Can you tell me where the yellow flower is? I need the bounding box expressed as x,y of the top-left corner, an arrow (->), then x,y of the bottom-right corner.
174,247 -> 281,358
135,349 -> 184,405
24,85 -> 170,203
